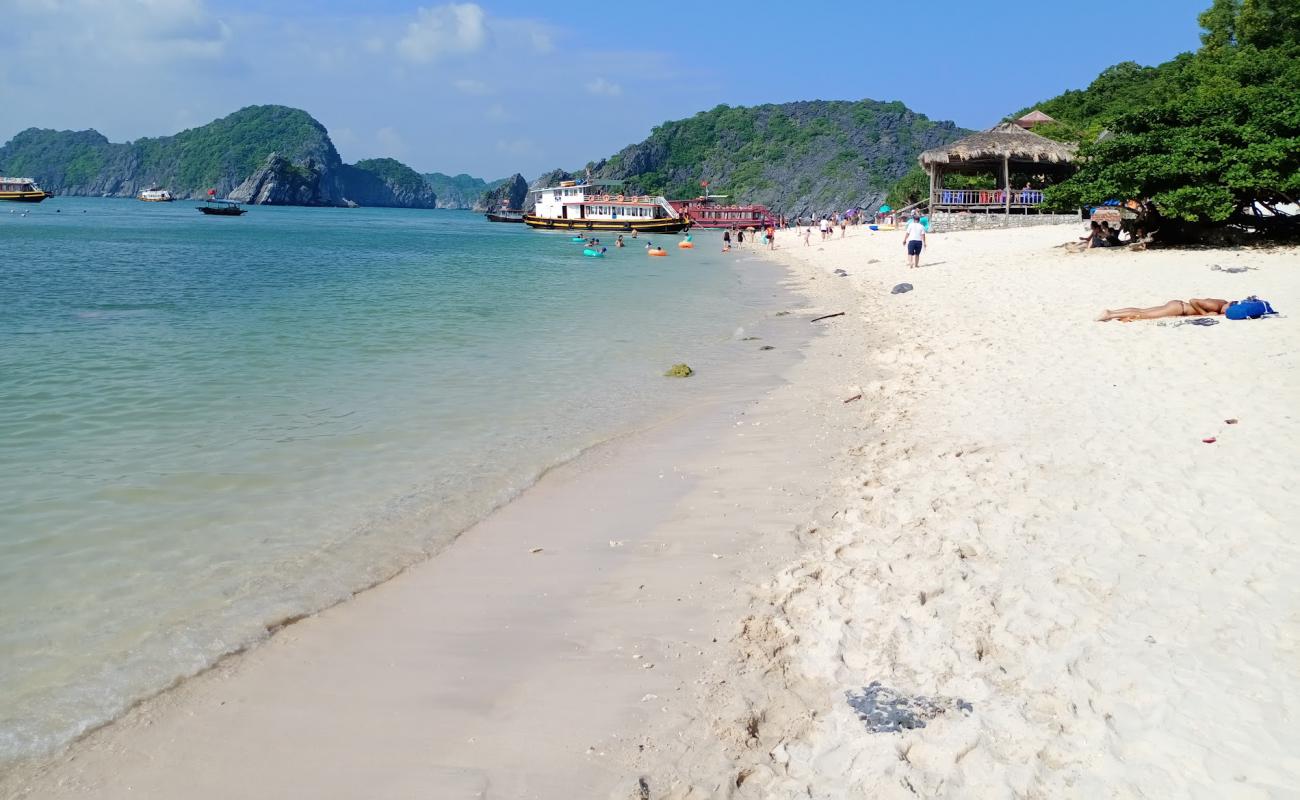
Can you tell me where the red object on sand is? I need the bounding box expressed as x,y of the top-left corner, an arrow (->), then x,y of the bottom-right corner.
1202,437 -> 1217,444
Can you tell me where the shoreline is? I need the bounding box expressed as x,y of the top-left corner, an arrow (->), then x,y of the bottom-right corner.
0,246 -> 850,799
0,213 -> 794,775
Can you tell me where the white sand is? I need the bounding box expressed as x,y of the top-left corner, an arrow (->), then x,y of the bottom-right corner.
633,224 -> 1300,798
4,226 -> 1297,799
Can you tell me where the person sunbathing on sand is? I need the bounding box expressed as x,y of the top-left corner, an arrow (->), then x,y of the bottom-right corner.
1097,298 -> 1230,322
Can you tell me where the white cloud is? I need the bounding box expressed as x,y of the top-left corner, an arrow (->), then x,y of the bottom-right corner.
485,103 -> 511,122
396,3 -> 487,64
9,0 -> 230,64
585,77 -> 622,97
453,78 -> 491,95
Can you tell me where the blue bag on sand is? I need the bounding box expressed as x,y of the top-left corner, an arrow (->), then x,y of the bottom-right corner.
1225,296 -> 1277,320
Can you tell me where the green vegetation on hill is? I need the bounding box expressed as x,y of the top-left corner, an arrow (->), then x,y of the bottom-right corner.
589,99 -> 966,215
0,105 -> 339,198
1009,62 -> 1171,145
422,172 -> 504,208
165,105 -> 339,189
354,158 -> 429,195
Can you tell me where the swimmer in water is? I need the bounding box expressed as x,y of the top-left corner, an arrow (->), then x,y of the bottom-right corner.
616,235 -> 625,248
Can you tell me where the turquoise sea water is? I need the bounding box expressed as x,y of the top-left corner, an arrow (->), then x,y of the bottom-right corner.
0,198 -> 791,766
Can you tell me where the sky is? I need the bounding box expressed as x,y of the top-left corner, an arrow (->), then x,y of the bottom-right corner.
1,0 -> 1204,179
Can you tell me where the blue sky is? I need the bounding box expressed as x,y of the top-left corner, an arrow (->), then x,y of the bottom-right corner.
1,0 -> 1204,179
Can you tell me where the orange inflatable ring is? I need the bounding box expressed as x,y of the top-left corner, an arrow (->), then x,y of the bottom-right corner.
647,248 -> 667,256
678,241 -> 694,249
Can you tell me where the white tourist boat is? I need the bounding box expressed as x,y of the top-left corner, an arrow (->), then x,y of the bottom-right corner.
137,188 -> 175,202
524,180 -> 690,233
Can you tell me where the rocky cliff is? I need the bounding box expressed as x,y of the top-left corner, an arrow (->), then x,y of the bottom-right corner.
0,106 -> 438,209
473,173 -> 529,212
227,153 -> 340,205
348,159 -> 438,208
425,172 -> 505,209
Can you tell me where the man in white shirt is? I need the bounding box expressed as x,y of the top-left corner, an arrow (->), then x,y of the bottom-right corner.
902,212 -> 927,268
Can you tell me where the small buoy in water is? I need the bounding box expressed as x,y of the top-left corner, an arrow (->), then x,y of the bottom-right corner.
647,248 -> 667,256
678,241 -> 694,249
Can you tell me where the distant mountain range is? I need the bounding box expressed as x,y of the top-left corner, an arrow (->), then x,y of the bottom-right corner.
422,173 -> 506,209
2,99 -> 966,214
0,106 -> 486,209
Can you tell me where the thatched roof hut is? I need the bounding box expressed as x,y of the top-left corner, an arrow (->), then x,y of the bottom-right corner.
920,123 -> 1079,219
919,123 -> 1077,170
1014,109 -> 1056,129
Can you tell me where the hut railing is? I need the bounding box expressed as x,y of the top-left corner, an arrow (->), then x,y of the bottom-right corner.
938,189 -> 1044,206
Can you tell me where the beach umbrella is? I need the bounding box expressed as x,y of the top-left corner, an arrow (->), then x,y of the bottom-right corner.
878,204 -> 892,213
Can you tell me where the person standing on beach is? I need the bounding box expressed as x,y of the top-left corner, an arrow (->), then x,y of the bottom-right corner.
903,212 -> 926,268
723,229 -> 731,249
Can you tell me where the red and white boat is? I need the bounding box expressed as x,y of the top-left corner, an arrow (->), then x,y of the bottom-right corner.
668,195 -> 776,229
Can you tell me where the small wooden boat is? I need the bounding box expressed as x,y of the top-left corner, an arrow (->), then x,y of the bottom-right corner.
197,198 -> 247,216
485,209 -> 524,223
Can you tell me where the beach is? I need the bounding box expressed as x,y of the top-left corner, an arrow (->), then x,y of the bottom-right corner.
4,222 -> 1298,798
632,224 -> 1300,797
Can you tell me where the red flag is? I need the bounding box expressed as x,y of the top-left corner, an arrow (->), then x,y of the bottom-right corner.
208,188 -> 216,196
700,180 -> 709,188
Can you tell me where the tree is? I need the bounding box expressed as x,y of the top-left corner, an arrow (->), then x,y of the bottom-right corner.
1237,0 -> 1300,48
886,166 -> 928,207
1199,0 -> 1241,48
1046,1 -> 1300,239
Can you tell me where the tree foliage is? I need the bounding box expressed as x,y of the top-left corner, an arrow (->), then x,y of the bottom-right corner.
353,158 -> 428,194
1041,0 -> 1300,237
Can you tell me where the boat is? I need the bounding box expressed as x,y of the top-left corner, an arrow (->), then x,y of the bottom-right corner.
196,198 -> 247,216
0,177 -> 51,202
485,200 -> 524,223
138,188 -> 175,202
668,195 -> 775,229
524,180 -> 690,233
